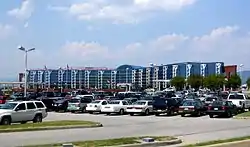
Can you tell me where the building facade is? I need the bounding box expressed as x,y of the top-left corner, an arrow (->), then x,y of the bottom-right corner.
26,62 -> 224,89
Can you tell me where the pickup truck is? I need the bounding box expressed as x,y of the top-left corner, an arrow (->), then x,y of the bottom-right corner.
227,93 -> 250,112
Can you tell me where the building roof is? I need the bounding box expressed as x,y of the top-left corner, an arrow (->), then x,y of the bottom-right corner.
116,64 -> 145,70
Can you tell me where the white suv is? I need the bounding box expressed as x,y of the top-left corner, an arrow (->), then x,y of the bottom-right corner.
0,101 -> 48,125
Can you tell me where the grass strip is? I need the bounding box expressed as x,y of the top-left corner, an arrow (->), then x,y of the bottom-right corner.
182,135 -> 250,147
0,120 -> 101,133
234,111 -> 250,118
23,136 -> 176,147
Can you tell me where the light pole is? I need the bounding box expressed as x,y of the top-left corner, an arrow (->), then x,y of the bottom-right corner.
18,46 -> 35,97
126,68 -> 129,91
239,64 -> 244,84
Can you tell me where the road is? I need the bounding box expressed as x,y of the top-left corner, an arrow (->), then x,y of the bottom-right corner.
1,112 -> 250,147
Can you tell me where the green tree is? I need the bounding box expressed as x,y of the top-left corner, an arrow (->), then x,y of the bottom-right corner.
187,75 -> 203,90
227,74 -> 241,89
170,76 -> 186,91
203,74 -> 226,91
246,77 -> 250,90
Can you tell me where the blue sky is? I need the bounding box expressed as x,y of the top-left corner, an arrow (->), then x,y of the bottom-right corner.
0,0 -> 250,80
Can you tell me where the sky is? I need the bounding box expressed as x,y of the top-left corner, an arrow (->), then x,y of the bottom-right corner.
0,0 -> 250,80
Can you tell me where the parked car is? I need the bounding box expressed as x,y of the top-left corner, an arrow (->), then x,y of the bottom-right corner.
101,100 -> 129,115
153,98 -> 180,116
67,97 -> 93,113
127,100 -> 153,116
207,100 -> 238,118
179,99 -> 206,117
86,100 -> 108,114
123,98 -> 138,104
204,97 -> 218,106
227,93 -> 250,112
0,96 -> 6,104
0,101 -> 47,125
53,99 -> 69,112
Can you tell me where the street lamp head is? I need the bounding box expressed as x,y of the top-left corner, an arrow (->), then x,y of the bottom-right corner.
240,64 -> 244,67
18,45 -> 25,51
27,48 -> 35,52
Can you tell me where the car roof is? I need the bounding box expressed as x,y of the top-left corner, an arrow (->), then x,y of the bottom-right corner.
8,101 -> 43,103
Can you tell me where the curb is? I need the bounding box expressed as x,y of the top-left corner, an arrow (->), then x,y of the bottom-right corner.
0,123 -> 103,133
233,116 -> 250,119
202,139 -> 250,147
110,139 -> 182,147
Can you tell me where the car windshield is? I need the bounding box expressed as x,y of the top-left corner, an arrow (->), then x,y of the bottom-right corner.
133,101 -> 146,105
228,94 -> 244,100
212,101 -> 225,106
91,101 -> 101,104
0,103 -> 18,110
69,99 -> 80,103
108,101 -> 120,104
182,101 -> 195,106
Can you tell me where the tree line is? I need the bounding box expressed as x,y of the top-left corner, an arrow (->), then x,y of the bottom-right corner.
170,74 -> 244,91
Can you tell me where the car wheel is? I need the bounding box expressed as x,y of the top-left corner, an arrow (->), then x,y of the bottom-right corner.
130,113 -> 134,116
155,113 -> 160,116
197,111 -> 201,117
21,121 -> 27,124
106,113 -> 110,115
33,114 -> 42,123
181,114 -> 185,117
227,112 -> 232,118
119,109 -> 124,115
209,114 -> 214,118
89,112 -> 93,114
1,117 -> 11,125
144,109 -> 149,116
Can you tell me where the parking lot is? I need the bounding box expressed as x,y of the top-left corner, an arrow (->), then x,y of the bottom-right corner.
1,112 -> 250,147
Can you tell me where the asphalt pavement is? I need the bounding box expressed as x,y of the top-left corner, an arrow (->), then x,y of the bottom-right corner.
1,112 -> 250,147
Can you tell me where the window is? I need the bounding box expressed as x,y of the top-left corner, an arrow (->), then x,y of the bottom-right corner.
102,101 -> 107,105
226,101 -> 234,106
108,101 -> 120,104
15,103 -> 26,111
35,102 -> 45,108
122,101 -> 128,105
27,102 -> 36,109
228,94 -> 245,100
148,102 -> 153,105
81,98 -> 92,103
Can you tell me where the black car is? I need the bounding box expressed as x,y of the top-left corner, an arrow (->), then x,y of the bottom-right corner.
179,99 -> 206,117
207,100 -> 237,118
53,99 -> 69,112
153,98 -> 180,116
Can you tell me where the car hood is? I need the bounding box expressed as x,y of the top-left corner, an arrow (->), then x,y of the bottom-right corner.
0,109 -> 13,114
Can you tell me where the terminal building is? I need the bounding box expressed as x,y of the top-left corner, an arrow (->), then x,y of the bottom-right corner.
25,62 -> 224,90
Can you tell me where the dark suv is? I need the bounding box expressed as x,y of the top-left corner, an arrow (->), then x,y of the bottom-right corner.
153,98 -> 180,116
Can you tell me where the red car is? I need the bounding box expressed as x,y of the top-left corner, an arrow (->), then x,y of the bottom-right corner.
0,95 -> 6,104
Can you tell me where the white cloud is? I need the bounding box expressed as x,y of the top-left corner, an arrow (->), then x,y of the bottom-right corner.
7,0 -> 34,20
0,24 -> 14,39
57,26 -> 250,67
49,0 -> 197,23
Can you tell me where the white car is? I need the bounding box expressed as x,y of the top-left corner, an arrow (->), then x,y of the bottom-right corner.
86,100 -> 108,113
0,101 -> 48,125
227,93 -> 250,111
127,100 -> 153,116
101,100 -> 129,115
